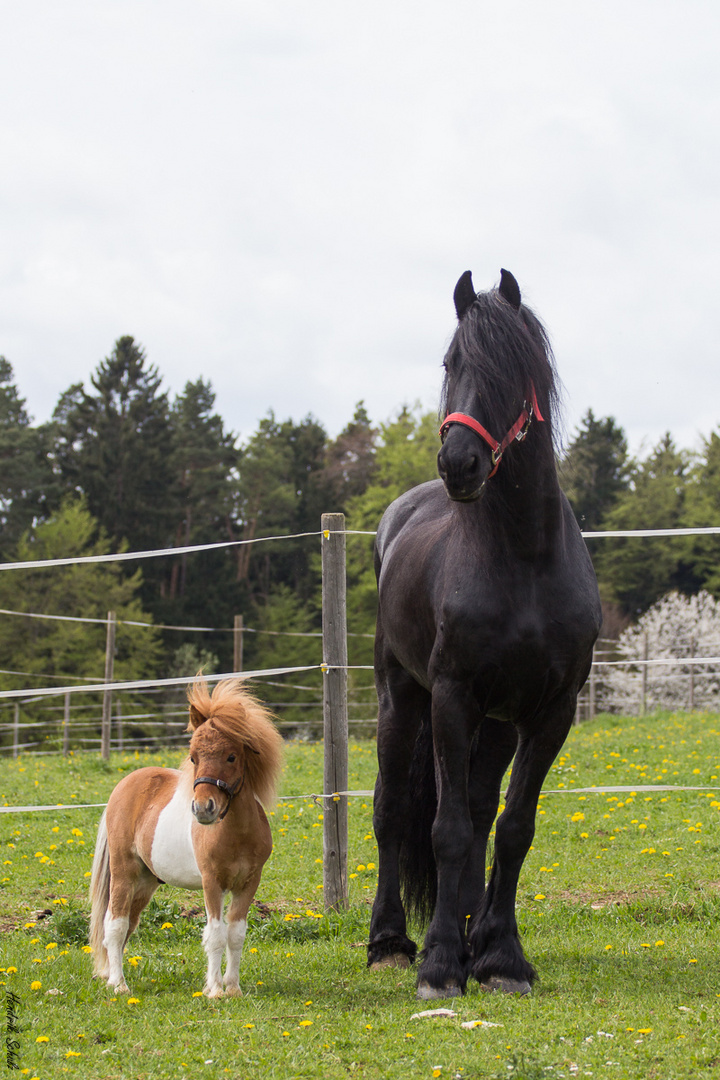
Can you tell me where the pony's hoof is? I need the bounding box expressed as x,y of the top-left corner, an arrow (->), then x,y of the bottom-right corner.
111,982 -> 129,994
370,953 -> 412,971
204,985 -> 224,998
480,976 -> 531,996
417,981 -> 462,1000
224,985 -> 243,997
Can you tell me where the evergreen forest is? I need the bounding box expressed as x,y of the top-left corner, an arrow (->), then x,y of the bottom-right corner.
2,338 -> 720,723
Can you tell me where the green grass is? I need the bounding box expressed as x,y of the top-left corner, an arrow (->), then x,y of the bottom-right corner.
2,714 -> 720,1078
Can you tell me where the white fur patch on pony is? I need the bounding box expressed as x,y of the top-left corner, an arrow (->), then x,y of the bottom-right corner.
103,913 -> 130,990
203,917 -> 228,996
150,776 -> 202,889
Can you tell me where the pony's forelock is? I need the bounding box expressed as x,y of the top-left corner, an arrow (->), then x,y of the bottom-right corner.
186,677 -> 283,808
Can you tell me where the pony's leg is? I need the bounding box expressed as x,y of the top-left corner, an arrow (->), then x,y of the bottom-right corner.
468,692 -> 576,993
416,677 -> 480,999
458,718 -> 518,932
127,876 -> 159,940
367,664 -> 428,969
103,857 -> 144,992
202,881 -> 228,998
103,909 -> 130,992
223,876 -> 261,997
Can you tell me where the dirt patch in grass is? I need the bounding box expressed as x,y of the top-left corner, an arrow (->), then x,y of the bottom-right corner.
558,887 -> 660,908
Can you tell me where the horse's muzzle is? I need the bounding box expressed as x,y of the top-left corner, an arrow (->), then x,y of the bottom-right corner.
437,438 -> 490,502
191,797 -> 221,825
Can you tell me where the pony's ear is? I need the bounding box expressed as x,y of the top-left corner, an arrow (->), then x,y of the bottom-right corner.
499,268 -> 521,310
188,705 -> 207,731
453,270 -> 476,319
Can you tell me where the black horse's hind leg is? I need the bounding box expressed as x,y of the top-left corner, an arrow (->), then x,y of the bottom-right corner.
458,718 -> 518,932
468,692 -> 577,993
367,664 -> 428,969
415,677 -> 481,999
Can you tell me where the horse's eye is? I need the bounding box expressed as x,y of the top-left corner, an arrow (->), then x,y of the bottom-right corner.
227,753 -> 236,763
190,755 -> 197,765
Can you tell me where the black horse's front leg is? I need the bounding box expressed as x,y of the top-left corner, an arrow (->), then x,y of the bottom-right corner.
459,717 -> 518,928
468,691 -> 577,993
416,677 -> 480,999
367,664 -> 427,970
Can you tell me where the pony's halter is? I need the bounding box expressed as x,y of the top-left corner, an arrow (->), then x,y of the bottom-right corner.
439,386 -> 545,479
193,769 -> 246,821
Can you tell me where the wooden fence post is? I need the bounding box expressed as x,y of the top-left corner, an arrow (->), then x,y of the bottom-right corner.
101,611 -> 116,760
63,692 -> 70,756
640,633 -> 648,716
13,703 -> 19,758
321,513 -> 349,910
116,700 -> 123,753
234,615 -> 244,673
589,646 -> 596,719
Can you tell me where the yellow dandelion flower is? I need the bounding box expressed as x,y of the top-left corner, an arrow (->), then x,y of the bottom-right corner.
30,980 -> 42,991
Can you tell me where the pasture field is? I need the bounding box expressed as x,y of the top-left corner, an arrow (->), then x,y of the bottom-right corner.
2,713 -> 720,1079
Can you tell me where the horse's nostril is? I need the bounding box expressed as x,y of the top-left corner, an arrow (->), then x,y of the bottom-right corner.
207,798 -> 215,814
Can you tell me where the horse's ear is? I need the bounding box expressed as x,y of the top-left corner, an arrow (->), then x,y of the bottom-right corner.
453,270 -> 476,319
188,705 -> 207,731
499,268 -> 521,310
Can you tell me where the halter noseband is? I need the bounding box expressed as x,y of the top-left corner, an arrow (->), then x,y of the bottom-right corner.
193,769 -> 245,821
439,386 -> 545,479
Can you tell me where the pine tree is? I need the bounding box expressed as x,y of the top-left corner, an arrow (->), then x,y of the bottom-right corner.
559,409 -> 629,529
0,358 -> 54,555
593,434 -> 691,615
0,498 -> 161,692
52,337 -> 177,555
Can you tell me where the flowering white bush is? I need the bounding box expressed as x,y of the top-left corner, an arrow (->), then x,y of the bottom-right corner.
599,591 -> 720,713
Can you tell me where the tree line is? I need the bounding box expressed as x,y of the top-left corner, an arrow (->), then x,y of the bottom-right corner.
2,337 -> 720,701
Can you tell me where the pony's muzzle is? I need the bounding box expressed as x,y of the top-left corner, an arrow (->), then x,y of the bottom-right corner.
192,795 -> 220,825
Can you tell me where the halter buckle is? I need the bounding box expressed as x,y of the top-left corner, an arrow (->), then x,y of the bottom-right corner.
514,403 -> 534,444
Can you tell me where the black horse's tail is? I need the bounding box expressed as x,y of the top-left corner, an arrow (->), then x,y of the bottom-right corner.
399,709 -> 438,925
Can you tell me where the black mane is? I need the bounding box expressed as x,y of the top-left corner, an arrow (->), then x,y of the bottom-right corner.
440,285 -> 561,457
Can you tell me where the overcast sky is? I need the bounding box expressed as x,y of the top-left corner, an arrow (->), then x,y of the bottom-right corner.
2,0 -> 718,456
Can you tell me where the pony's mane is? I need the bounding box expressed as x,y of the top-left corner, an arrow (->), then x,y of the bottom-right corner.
186,678 -> 283,809
440,284 -> 562,461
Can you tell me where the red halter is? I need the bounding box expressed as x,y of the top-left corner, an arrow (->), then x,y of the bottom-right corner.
439,386 -> 545,479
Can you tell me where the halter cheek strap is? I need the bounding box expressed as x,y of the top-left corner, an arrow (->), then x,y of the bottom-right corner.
439,385 -> 545,479
193,771 -> 245,821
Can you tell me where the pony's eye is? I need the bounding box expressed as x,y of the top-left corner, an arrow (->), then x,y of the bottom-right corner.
227,753 -> 236,763
190,755 -> 197,765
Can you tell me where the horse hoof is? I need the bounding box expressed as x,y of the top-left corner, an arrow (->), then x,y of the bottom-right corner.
204,986 -> 224,998
417,981 -> 462,1000
224,985 -> 243,997
370,953 -> 412,971
480,976 -> 531,996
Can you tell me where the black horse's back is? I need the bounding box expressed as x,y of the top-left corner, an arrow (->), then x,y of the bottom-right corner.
368,269 -> 601,998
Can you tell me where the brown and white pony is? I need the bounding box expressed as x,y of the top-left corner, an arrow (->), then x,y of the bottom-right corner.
89,678 -> 283,997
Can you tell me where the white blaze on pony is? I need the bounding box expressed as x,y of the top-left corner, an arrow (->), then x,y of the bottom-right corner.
89,678 -> 283,997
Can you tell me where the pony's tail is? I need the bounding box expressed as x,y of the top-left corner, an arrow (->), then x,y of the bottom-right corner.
89,810 -> 110,977
399,708 -> 438,926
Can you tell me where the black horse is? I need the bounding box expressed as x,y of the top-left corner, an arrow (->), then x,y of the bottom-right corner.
367,269 -> 601,999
